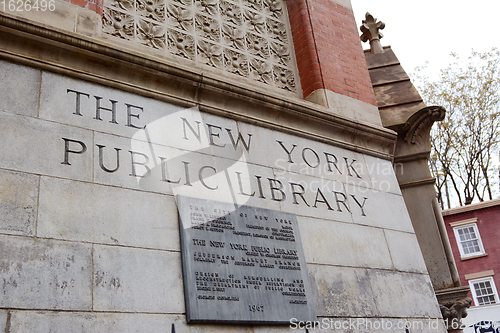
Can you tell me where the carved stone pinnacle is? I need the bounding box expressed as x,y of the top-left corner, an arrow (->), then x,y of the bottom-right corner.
360,12 -> 385,54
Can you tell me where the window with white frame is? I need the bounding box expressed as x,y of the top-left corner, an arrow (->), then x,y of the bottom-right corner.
469,277 -> 499,306
452,221 -> 485,258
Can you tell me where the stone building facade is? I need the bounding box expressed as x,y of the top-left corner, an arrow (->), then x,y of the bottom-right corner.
0,0 -> 448,331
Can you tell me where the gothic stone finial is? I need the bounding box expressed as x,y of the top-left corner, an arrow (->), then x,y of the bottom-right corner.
360,12 -> 385,54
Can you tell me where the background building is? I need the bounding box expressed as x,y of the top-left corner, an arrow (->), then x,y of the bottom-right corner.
443,200 -> 500,332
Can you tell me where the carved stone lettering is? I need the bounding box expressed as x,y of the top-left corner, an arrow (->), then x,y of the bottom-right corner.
177,195 -> 316,323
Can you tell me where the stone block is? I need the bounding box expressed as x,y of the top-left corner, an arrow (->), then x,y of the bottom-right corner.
0,111 -> 92,182
347,184 -> 415,232
38,73 -> 251,160
368,270 -> 441,318
215,160 -> 281,210
325,89 -> 383,127
37,176 -> 180,251
364,155 -> 402,195
307,265 -> 378,318
0,170 -> 39,236
93,132 -> 181,194
93,131 -> 281,210
308,264 -> 441,320
405,318 -> 447,332
5,0 -> 77,32
297,216 -> 393,270
309,317 -> 443,332
0,311 -> 6,333
273,172 -> 352,222
237,122 -> 371,188
93,244 -> 184,313
9,311 -> 188,333
190,326 -> 254,333
0,234 -> 92,310
253,327 -> 291,333
0,60 -> 40,117
153,108 -> 245,162
384,229 -> 428,274
76,7 -> 102,37
39,71 -> 185,141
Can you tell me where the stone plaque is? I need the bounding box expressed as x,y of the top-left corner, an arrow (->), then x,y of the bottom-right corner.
177,195 -> 316,324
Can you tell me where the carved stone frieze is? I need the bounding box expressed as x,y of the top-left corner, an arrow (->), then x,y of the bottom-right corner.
224,49 -> 248,75
167,29 -> 195,59
137,20 -> 166,48
102,0 -> 298,93
167,3 -> 193,31
137,0 -> 166,22
103,9 -> 135,40
197,40 -> 223,67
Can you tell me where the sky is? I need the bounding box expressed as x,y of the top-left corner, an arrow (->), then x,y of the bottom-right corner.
351,0 -> 500,80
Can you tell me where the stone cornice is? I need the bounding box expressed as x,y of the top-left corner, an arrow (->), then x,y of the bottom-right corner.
398,177 -> 436,189
0,12 -> 397,160
442,198 -> 500,216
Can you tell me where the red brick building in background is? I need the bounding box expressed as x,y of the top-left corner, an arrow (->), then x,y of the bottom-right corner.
443,200 -> 500,330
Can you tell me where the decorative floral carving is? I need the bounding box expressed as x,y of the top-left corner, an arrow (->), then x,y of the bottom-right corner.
138,20 -> 166,49
220,0 -> 242,26
167,4 -> 193,31
137,0 -> 165,22
197,40 -> 223,68
243,9 -> 265,34
246,33 -> 268,58
168,29 -> 195,59
108,0 -> 134,11
195,14 -> 220,42
243,0 -> 262,11
249,58 -> 272,84
270,42 -> 290,66
273,66 -> 295,91
263,0 -> 282,19
222,24 -> 244,50
266,18 -> 286,42
102,0 -> 298,92
172,0 -> 191,5
224,49 -> 248,76
195,0 -> 218,16
103,8 -> 134,40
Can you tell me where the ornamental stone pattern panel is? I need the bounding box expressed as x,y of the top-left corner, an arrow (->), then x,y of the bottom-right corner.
102,0 -> 299,93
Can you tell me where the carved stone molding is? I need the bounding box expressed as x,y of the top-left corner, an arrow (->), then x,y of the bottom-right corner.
102,0 -> 299,93
436,286 -> 472,333
403,105 -> 446,144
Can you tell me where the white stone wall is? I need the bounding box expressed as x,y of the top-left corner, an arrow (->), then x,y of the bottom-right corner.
0,58 -> 445,332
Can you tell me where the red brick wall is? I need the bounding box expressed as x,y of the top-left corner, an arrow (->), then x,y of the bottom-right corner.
62,0 -> 103,15
444,206 -> 500,305
287,0 -> 377,105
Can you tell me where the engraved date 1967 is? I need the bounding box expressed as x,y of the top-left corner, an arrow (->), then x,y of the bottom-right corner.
249,304 -> 265,312
1,0 -> 56,12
